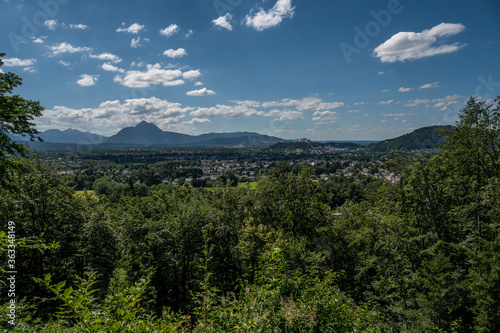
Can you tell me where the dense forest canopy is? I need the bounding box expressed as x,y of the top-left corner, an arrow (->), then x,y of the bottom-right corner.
2,58 -> 500,332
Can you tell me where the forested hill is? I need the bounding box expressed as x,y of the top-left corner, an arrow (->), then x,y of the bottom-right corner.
367,125 -> 453,152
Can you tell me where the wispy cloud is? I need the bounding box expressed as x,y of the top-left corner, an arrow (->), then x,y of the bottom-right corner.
89,52 -> 122,63
419,81 -> 440,89
2,57 -> 36,66
50,42 -> 92,56
116,23 -> 144,34
379,100 -> 394,105
69,23 -> 88,30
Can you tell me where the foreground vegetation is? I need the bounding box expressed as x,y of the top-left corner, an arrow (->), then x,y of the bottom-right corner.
0,97 -> 499,332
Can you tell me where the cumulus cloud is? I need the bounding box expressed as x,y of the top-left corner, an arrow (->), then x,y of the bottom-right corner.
163,48 -> 187,58
245,0 -> 295,31
186,88 -> 216,96
194,81 -> 203,86
32,36 -> 46,44
116,23 -> 144,34
184,118 -> 211,124
159,24 -> 180,37
182,69 -> 201,80
44,19 -> 59,30
213,13 -> 233,31
50,42 -> 92,56
2,57 -> 36,66
101,63 -> 125,73
113,63 -> 186,88
39,97 -> 192,133
89,52 -> 122,63
77,74 -> 99,87
374,23 -> 466,63
131,37 -> 149,48
399,87 -> 413,92
419,81 -> 440,89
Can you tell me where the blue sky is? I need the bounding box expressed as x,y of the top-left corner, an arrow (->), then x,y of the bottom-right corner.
1,0 -> 499,140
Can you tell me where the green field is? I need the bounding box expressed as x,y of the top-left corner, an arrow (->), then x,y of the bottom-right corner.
74,190 -> 96,197
237,181 -> 258,190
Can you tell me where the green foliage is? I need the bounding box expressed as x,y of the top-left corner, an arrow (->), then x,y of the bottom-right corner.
2,96 -> 500,332
0,53 -> 43,177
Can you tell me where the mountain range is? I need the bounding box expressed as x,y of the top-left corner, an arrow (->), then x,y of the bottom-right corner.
8,121 -> 288,147
8,122 -> 454,150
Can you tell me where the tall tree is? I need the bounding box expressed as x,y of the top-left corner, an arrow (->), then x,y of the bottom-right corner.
0,52 -> 43,176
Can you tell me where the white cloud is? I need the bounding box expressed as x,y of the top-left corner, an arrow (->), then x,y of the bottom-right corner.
3,57 -> 36,66
245,0 -> 295,31
213,13 -> 233,31
182,69 -> 201,80
262,97 -> 344,111
230,100 -> 261,107
163,48 -> 187,58
69,23 -> 88,30
399,87 -> 413,93
44,19 -> 58,30
185,29 -> 194,39
89,52 -> 122,63
131,37 -> 149,48
381,113 -> 415,117
312,110 -> 338,125
347,109 -> 361,113
159,24 -> 180,37
50,42 -> 92,56
116,23 -> 144,34
60,60 -> 71,67
265,110 -> 304,121
186,87 -> 216,96
419,81 -> 440,89
191,104 -> 264,119
113,63 -> 185,88
374,23 -> 466,63
185,118 -> 211,124
0,69 -> 3,74
379,100 -> 394,105
404,95 -> 463,110
32,36 -> 46,44
194,81 -> 203,86
77,74 -> 99,87
101,63 -> 125,73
